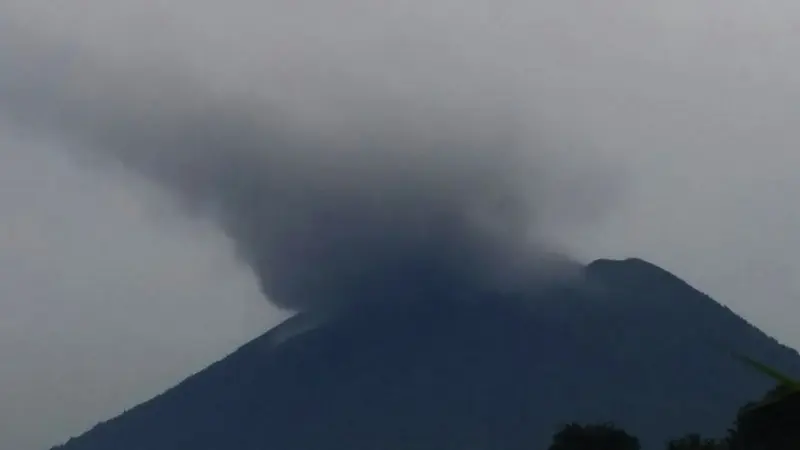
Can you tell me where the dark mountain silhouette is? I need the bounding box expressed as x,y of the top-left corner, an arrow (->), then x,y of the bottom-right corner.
52,258 -> 800,450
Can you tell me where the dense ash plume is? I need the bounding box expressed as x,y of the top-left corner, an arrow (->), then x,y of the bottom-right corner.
0,26 -> 616,313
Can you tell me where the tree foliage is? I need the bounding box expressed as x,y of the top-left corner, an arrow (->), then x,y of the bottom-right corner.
548,422 -> 640,450
545,382 -> 798,450
666,433 -> 722,450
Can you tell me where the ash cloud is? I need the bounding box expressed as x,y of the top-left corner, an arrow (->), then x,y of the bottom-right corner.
0,23 -> 618,313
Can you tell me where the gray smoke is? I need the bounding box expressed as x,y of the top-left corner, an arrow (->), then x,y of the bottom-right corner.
0,23 -> 618,313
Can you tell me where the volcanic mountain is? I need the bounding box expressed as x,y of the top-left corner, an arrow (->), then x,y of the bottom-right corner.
52,258 -> 800,450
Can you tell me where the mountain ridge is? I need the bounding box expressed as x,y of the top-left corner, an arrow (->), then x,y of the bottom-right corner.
52,258 -> 800,450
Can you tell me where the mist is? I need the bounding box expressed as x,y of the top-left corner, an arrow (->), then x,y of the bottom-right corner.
0,12 -> 619,312
6,2 -> 800,449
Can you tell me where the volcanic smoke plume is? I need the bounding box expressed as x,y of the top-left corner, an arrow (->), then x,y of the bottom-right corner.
0,17 -> 619,313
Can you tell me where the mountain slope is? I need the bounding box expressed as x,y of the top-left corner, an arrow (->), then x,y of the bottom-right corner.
52,258 -> 800,450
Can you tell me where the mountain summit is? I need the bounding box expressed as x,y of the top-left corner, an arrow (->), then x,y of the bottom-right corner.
53,258 -> 800,450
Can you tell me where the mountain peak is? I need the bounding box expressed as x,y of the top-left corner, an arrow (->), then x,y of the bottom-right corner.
585,257 -> 702,301
588,257 -> 681,281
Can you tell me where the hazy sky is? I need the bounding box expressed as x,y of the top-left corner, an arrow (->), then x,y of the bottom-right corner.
2,1 -> 800,449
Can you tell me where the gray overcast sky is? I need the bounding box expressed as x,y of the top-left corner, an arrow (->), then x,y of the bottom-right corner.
2,1 -> 800,449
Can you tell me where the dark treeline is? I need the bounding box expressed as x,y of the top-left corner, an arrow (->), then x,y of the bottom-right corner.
549,384 -> 800,450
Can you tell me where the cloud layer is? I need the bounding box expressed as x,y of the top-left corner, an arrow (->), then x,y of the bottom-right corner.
0,14 -> 618,312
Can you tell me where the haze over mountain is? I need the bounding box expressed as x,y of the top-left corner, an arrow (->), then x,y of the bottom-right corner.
3,2 -> 800,449
52,258 -> 800,450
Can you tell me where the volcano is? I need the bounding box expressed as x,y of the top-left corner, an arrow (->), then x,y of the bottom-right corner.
52,258 -> 800,450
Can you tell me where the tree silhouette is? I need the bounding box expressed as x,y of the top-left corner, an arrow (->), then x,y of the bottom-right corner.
548,422 -> 640,450
665,433 -> 721,450
734,388 -> 800,450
